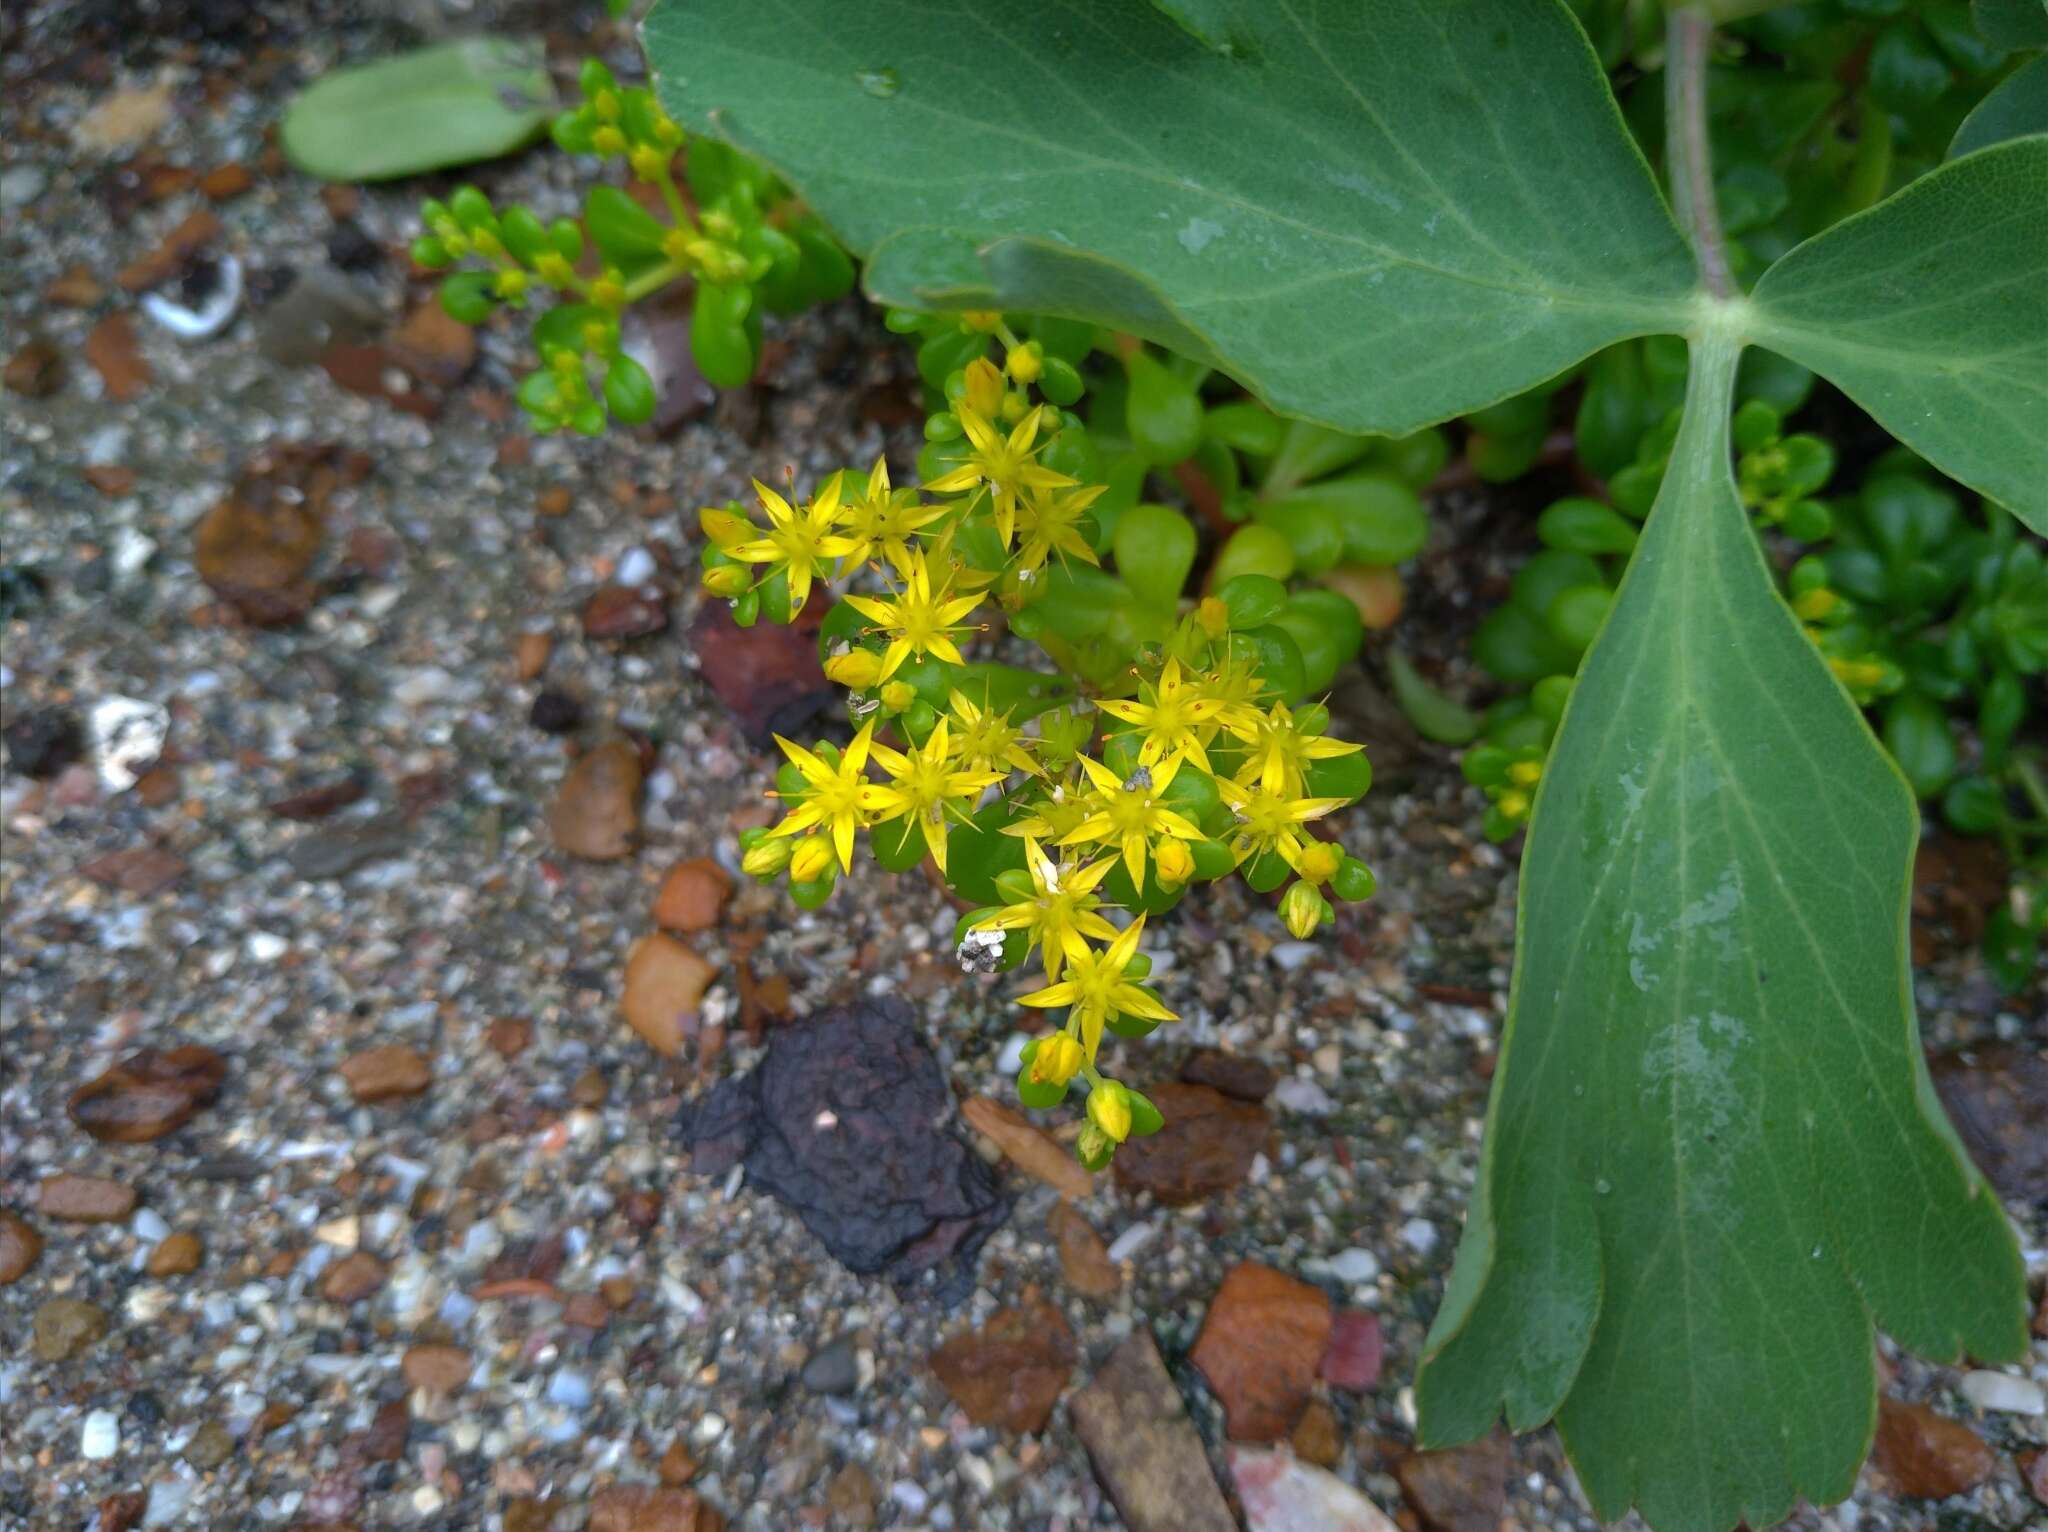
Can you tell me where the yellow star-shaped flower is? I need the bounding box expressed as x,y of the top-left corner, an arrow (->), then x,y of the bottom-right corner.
767,718 -> 878,874
861,720 -> 1001,875
1060,752 -> 1206,893
970,836 -> 1118,979
726,477 -> 857,614
921,403 -> 1076,549
1016,917 -> 1176,1063
841,547 -> 982,682
1096,657 -> 1227,771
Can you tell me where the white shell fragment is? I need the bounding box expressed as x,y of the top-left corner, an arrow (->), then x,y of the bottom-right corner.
89,695 -> 170,790
140,252 -> 243,340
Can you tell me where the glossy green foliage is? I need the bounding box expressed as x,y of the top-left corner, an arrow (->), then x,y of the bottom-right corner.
282,38 -> 553,181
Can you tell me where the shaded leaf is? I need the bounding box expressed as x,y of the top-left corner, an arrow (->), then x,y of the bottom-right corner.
643,0 -> 1698,435
1748,138 -> 2048,532
1974,0 -> 2048,49
1948,52 -> 2048,157
1416,332 -> 2026,1532
281,38 -> 554,182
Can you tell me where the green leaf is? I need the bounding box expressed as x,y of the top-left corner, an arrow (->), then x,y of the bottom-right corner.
280,38 -> 553,182
1416,333 -> 2025,1532
1949,51 -> 2048,157
643,0 -> 1699,435
1748,138 -> 2048,533
1973,0 -> 2048,48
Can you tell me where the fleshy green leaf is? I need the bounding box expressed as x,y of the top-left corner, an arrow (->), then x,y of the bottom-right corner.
1973,0 -> 2048,48
1948,51 -> 2048,157
642,0 -> 1699,434
1416,332 -> 2026,1532
1748,138 -> 2048,532
280,38 -> 554,182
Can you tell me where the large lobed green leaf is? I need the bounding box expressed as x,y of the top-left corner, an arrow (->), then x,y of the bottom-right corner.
643,0 -> 1699,434
1416,331 -> 2027,1532
1750,138 -> 2048,534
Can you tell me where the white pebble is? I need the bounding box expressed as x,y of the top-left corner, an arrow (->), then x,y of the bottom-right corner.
132,1207 -> 171,1243
1326,1247 -> 1380,1284
144,1469 -> 196,1525
246,931 -> 288,963
995,1033 -> 1031,1074
545,1370 -> 591,1409
392,667 -> 453,707
890,1481 -> 930,1515
89,696 -> 169,791
1105,1221 -> 1156,1264
1269,940 -> 1320,971
1271,1077 -> 1336,1116
616,546 -> 657,586
1959,1370 -> 2045,1415
80,1409 -> 120,1460
1399,1218 -> 1439,1255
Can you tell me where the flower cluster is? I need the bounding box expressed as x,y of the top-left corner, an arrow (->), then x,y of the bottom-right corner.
707,335 -> 1376,1167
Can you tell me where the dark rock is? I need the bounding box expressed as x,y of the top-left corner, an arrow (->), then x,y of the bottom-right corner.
68,1044 -> 226,1141
1928,1042 -> 2048,1203
1392,1432 -> 1510,1532
325,221 -> 383,272
1113,1081 -> 1268,1205
800,1335 -> 860,1395
688,602 -> 833,746
4,707 -> 84,779
267,775 -> 367,820
530,688 -> 584,735
285,814 -> 409,880
677,1000 -> 1008,1301
1178,1048 -> 1276,1102
582,583 -> 670,641
1069,1331 -> 1236,1532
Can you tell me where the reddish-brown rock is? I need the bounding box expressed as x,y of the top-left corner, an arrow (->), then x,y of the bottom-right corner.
1320,1308 -> 1384,1393
386,299 -> 475,388
1178,1048 -> 1276,1102
928,1297 -> 1077,1434
688,602 -> 830,744
0,1211 -> 44,1284
320,1250 -> 388,1304
68,1044 -> 225,1141
550,740 -> 642,860
653,857 -> 732,934
401,1344 -> 471,1394
338,1044 -> 431,1103
117,208 -> 223,290
621,933 -> 716,1057
198,162 -> 254,200
1047,1201 -> 1121,1299
1290,1399 -> 1342,1468
657,1439 -> 699,1487
79,844 -> 187,896
515,629 -> 553,681
47,264 -> 104,307
1392,1432 -> 1510,1532
583,583 -> 670,641
38,1173 -> 138,1223
588,1486 -> 724,1531
1113,1082 -> 1267,1205
97,1492 -> 147,1532
146,1230 -> 203,1276
962,1095 -> 1094,1201
1868,1395 -> 1996,1499
1190,1261 -> 1332,1441
5,338 -> 65,397
85,313 -> 151,401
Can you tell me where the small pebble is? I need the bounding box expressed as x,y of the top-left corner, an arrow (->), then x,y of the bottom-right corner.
1399,1217 -> 1439,1255
81,1409 -> 120,1460
1959,1370 -> 2045,1415
1325,1247 -> 1379,1283
546,1369 -> 591,1409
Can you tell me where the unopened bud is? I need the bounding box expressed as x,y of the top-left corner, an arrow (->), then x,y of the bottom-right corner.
1154,837 -> 1194,886
702,564 -> 751,599
741,837 -> 794,878
789,835 -> 834,883
1029,1033 -> 1085,1086
825,649 -> 884,691
1087,1082 -> 1132,1143
1281,880 -> 1327,939
1295,841 -> 1341,886
1005,341 -> 1043,385
963,357 -> 1005,420
879,681 -> 916,715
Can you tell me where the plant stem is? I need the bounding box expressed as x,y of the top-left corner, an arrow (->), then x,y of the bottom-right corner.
1667,5 -> 1734,300
622,259 -> 685,302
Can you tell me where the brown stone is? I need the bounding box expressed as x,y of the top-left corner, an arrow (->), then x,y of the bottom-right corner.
1047,1201 -> 1120,1298
589,1485 -> 724,1532
199,162 -> 254,201
185,1420 -> 234,1469
1392,1432 -> 1509,1532
68,1044 -> 226,1141
33,1297 -> 109,1361
132,763 -> 179,806
320,184 -> 360,220
363,1396 -> 410,1461
1868,1395 -> 1996,1499
0,1211 -> 44,1284
488,1017 -> 533,1057
4,338 -> 65,397
339,1044 -> 431,1103
79,844 -> 187,896
563,1291 -> 610,1328
550,740 -> 642,860
1290,1399 -> 1342,1468
402,1343 -> 471,1395
84,463 -> 140,496
319,342 -> 440,419
1068,1331 -> 1236,1532
38,1172 -> 137,1222
1113,1082 -> 1267,1206
1178,1048 -> 1276,1102
1928,1041 -> 2048,1203
653,858 -> 732,934
601,1276 -> 639,1309
570,1067 -> 609,1108
961,1095 -> 1095,1200
583,583 -> 670,641
823,1463 -> 876,1528
118,208 -> 223,291
1190,1261 -> 1332,1441
538,486 -> 573,517
320,1249 -> 388,1303
621,933 -> 716,1057
658,1438 -> 699,1487
928,1297 -> 1076,1434
503,1500 -> 549,1532
85,312 -> 152,401
47,264 -> 105,307
193,484 -> 321,625
387,299 -> 476,389
2020,1445 -> 2048,1506
98,1492 -> 147,1532
146,1230 -> 203,1276
688,602 -> 831,744
515,629 -> 554,681
258,1399 -> 299,1434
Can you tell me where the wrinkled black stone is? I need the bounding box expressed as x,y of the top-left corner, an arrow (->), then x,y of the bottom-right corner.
529,688 -> 583,736
801,1335 -> 860,1395
125,1390 -> 164,1427
3,706 -> 84,779
325,222 -> 383,273
678,1001 -> 1008,1302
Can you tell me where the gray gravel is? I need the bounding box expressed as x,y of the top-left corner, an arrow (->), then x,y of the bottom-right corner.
4,4 -> 2044,1529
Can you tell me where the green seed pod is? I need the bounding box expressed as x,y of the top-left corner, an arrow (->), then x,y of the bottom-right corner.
1331,856 -> 1377,902
1124,349 -> 1203,467
448,184 -> 494,230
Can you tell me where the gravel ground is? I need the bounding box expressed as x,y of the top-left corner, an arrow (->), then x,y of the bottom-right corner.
3,5 -> 2044,1530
